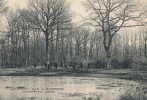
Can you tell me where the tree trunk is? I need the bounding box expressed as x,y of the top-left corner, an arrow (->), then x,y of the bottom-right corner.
144,39 -> 147,57
69,34 -> 73,60
106,50 -> 111,69
103,34 -> 113,69
56,25 -> 59,64
45,34 -> 49,67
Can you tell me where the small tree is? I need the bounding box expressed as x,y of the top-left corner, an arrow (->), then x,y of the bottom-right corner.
84,0 -> 146,68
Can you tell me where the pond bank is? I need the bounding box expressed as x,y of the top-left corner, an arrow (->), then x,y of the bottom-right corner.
0,67 -> 147,83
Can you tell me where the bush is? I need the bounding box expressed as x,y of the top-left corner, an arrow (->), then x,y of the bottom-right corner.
131,57 -> 147,71
93,58 -> 121,69
131,61 -> 143,71
139,57 -> 147,71
128,71 -> 144,80
121,58 -> 133,69
93,60 -> 107,69
111,58 -> 121,69
119,86 -> 147,100
121,57 -> 147,70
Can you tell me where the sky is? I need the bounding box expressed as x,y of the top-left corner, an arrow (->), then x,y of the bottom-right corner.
5,0 -> 147,25
6,0 -> 87,23
6,0 -> 147,22
7,0 -> 27,9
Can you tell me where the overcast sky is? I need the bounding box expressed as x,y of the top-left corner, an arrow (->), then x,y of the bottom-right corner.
6,0 -> 147,23
6,0 -> 88,23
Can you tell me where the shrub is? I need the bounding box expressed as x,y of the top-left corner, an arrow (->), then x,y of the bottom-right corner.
119,86 -> 147,100
121,57 -> 147,70
139,57 -> 147,71
93,60 -> 107,69
131,57 -> 147,71
131,61 -> 143,71
121,58 -> 133,69
128,71 -> 143,80
111,58 -> 121,69
93,58 -> 121,69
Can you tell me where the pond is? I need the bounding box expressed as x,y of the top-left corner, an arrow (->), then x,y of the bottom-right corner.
0,76 -> 139,100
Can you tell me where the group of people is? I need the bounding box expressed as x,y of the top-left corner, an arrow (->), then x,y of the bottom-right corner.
34,61 -> 91,70
71,62 -> 91,70
45,62 -> 58,70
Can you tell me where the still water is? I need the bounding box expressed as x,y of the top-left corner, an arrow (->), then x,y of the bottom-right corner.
0,76 -> 139,100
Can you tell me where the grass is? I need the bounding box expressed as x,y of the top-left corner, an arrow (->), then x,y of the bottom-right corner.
119,86 -> 147,100
0,66 -> 147,82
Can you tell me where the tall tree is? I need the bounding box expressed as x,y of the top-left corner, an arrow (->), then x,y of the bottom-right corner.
84,0 -> 146,68
0,0 -> 8,67
21,0 -> 72,66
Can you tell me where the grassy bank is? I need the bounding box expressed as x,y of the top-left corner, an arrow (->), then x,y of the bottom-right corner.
0,67 -> 147,83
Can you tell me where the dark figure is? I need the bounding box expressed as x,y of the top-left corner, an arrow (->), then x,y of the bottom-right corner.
45,62 -> 49,68
73,63 -> 76,70
34,63 -> 37,69
70,62 -> 73,67
56,63 -> 58,69
64,62 -> 67,69
60,62 -> 63,67
47,63 -> 50,70
54,62 -> 58,69
5,61 -> 8,67
80,63 -> 83,70
50,62 -> 53,68
45,62 -> 47,68
1,62 -> 3,66
88,63 -> 90,69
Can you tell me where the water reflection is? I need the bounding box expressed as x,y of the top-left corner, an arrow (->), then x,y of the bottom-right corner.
0,76 -> 139,100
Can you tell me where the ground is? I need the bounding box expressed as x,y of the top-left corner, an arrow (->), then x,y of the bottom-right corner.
0,66 -> 147,83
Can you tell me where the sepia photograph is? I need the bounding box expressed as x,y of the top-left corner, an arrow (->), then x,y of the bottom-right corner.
0,0 -> 147,100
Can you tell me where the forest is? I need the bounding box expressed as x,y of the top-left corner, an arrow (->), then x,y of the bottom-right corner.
0,0 -> 147,70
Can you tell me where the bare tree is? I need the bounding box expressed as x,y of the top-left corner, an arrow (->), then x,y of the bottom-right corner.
144,28 -> 147,57
0,0 -> 8,15
84,0 -> 146,68
21,0 -> 72,67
